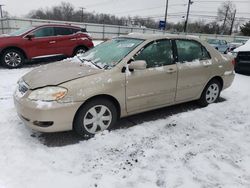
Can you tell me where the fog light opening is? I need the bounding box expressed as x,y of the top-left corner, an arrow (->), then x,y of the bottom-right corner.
33,121 -> 54,127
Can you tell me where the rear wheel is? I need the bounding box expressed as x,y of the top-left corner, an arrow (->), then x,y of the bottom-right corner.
198,79 -> 221,107
73,98 -> 118,137
73,46 -> 87,56
1,49 -> 25,68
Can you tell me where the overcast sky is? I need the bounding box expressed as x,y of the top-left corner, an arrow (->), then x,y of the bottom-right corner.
2,0 -> 250,23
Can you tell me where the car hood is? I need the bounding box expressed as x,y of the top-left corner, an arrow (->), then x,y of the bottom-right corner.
23,59 -> 103,89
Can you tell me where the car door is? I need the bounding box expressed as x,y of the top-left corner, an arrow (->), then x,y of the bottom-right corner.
53,27 -> 78,56
24,26 -> 58,58
126,39 -> 177,114
174,39 -> 212,102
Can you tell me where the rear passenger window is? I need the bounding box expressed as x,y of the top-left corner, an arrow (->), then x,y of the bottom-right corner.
72,28 -> 80,34
176,40 -> 210,62
54,27 -> 73,36
134,40 -> 173,68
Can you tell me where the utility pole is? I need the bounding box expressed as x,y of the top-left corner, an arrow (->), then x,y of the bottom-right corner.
79,7 -> 85,23
184,0 -> 193,33
221,5 -> 229,34
0,4 -> 4,34
229,9 -> 236,35
164,0 -> 169,30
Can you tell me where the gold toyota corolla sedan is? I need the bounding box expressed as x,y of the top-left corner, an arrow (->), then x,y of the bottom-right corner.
14,34 -> 235,137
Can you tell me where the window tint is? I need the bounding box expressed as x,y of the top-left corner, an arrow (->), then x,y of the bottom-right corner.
134,40 -> 173,68
33,27 -> 54,37
72,28 -> 81,34
176,40 -> 210,62
54,27 -> 73,36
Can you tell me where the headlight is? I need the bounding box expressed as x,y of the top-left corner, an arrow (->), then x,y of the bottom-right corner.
28,87 -> 67,101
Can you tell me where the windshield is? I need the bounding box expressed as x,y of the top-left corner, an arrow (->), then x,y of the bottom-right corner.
9,26 -> 34,36
78,38 -> 144,69
207,39 -> 220,44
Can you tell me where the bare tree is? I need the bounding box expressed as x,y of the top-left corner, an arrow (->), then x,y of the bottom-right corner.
217,1 -> 236,34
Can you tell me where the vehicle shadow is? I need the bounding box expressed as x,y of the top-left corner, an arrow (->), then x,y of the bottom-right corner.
38,97 -> 226,147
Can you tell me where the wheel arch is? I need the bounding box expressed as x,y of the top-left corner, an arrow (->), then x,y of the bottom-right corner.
200,76 -> 224,98
72,45 -> 89,56
0,46 -> 28,59
73,94 -> 121,124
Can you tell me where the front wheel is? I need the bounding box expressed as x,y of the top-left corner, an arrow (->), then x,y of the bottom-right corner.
73,98 -> 118,137
198,79 -> 221,107
1,49 -> 25,68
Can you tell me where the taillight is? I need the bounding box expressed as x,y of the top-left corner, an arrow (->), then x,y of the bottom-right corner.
231,59 -> 236,66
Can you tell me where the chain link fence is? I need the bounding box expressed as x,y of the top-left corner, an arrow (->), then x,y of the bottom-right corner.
0,17 -> 249,42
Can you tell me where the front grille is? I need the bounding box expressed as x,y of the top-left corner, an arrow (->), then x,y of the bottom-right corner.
18,80 -> 29,94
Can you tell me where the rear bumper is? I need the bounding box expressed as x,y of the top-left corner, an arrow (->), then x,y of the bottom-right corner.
14,94 -> 83,133
222,71 -> 235,90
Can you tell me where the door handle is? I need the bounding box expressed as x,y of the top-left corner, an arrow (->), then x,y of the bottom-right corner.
166,68 -> 176,74
49,41 -> 56,44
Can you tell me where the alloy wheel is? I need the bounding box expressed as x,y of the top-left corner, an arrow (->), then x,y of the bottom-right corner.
76,48 -> 86,55
205,83 -> 219,103
4,52 -> 22,67
83,105 -> 112,134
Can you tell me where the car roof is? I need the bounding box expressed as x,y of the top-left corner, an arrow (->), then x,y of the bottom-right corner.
35,24 -> 83,29
119,33 -> 202,41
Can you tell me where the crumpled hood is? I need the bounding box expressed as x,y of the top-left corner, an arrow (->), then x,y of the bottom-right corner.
23,59 -> 103,89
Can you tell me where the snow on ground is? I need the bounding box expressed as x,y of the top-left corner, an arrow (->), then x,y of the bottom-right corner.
0,65 -> 250,188
93,40 -> 104,46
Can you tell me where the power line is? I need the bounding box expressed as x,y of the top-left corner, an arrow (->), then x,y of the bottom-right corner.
84,0 -> 116,8
113,4 -> 186,15
194,0 -> 249,3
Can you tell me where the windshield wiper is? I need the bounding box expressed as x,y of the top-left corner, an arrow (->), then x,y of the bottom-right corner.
77,56 -> 102,69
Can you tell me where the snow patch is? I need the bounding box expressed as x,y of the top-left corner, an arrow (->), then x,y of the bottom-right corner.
35,100 -> 53,108
234,39 -> 250,52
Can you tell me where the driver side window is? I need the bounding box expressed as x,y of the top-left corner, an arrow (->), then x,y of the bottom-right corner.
134,40 -> 173,68
33,27 -> 55,38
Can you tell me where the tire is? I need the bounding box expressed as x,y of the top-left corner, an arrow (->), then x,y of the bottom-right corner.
1,49 -> 25,68
73,46 -> 87,56
73,98 -> 118,137
198,79 -> 222,107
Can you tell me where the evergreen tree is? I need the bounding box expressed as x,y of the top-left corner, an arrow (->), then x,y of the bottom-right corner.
240,21 -> 250,36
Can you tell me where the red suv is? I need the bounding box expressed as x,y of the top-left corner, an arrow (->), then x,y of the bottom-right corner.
0,24 -> 94,68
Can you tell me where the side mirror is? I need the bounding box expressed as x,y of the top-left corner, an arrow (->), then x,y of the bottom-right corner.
26,34 -> 35,40
128,60 -> 147,70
